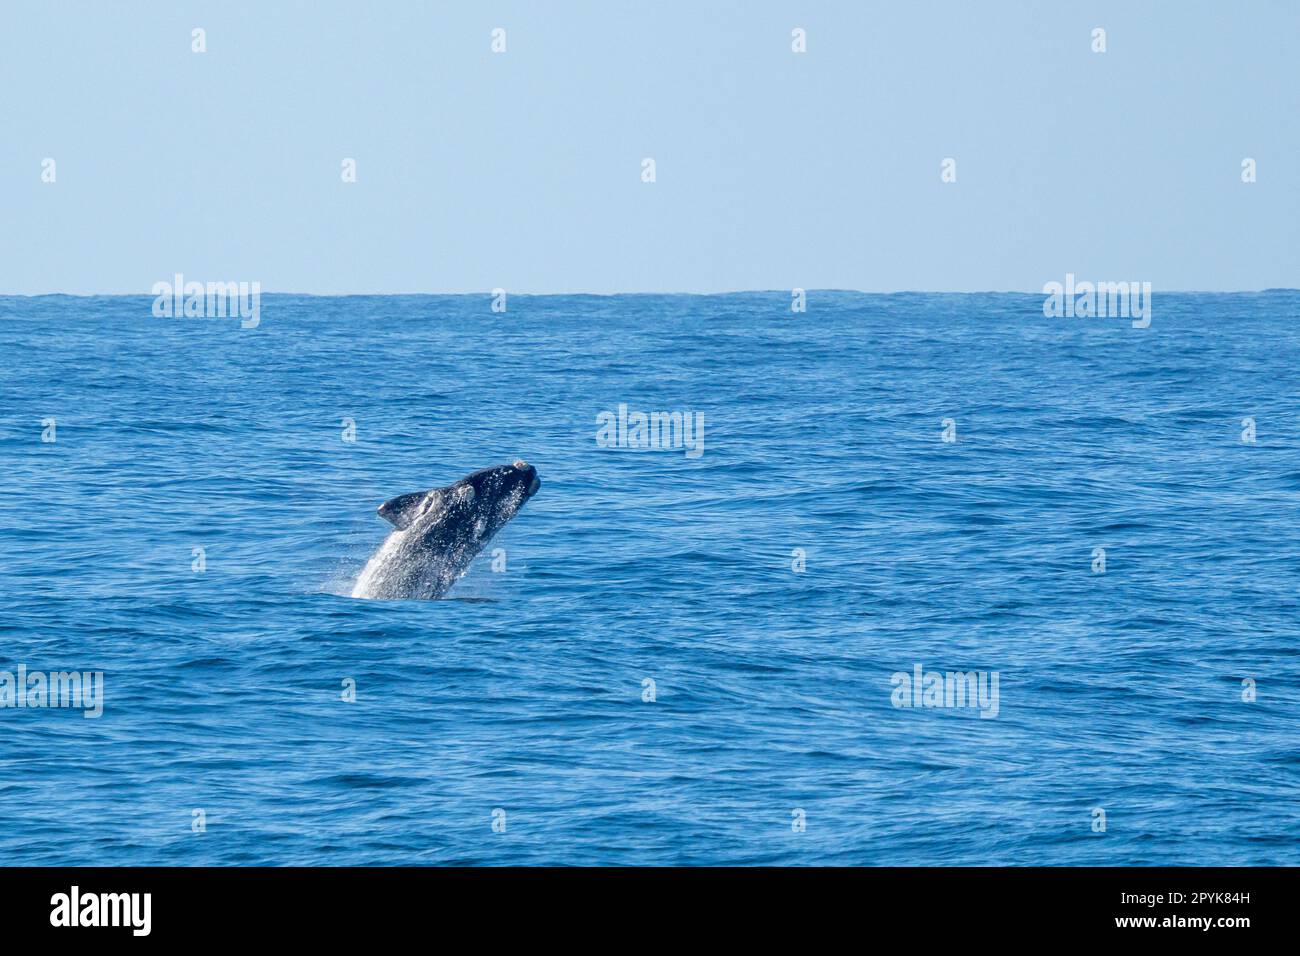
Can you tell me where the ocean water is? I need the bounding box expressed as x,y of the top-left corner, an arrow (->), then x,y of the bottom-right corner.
1,291 -> 1297,866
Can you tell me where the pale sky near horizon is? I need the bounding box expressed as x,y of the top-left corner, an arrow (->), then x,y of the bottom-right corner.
2,1 -> 1296,295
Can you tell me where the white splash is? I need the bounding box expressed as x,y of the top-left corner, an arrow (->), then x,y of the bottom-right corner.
350,527 -> 409,599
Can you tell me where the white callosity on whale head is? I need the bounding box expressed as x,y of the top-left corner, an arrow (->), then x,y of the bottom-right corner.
515,460 -> 540,497
417,491 -> 444,521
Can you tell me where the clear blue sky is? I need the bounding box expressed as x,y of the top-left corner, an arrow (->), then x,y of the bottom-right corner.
2,1 -> 1296,294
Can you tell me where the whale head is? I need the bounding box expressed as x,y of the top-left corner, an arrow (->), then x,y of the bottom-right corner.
448,459 -> 541,532
375,460 -> 540,537
377,463 -> 538,535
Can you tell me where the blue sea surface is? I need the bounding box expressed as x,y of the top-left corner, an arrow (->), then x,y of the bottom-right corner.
1,292 -> 1297,865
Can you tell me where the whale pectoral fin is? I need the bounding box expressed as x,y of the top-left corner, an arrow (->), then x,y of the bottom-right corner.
377,491 -> 428,530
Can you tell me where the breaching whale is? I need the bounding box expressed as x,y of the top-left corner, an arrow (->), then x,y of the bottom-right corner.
351,461 -> 540,600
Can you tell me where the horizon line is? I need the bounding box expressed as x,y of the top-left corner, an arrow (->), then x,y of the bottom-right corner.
3,287 -> 1298,299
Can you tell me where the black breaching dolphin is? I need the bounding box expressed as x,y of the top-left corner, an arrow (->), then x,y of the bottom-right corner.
351,461 -> 540,600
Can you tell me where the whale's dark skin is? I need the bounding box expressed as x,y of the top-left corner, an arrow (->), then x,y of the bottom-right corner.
351,461 -> 540,600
